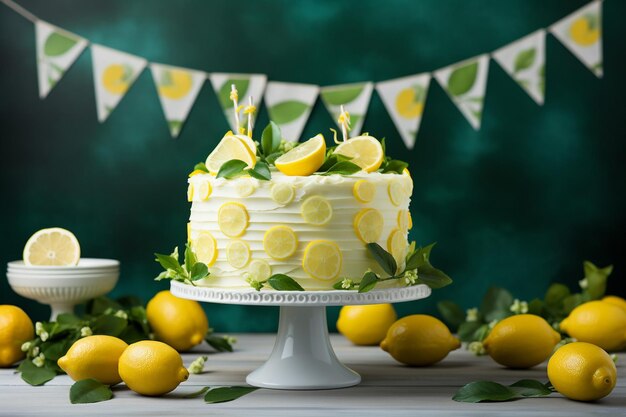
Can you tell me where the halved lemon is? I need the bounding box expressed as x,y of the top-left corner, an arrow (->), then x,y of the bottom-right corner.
353,179 -> 376,203
206,135 -> 256,174
248,259 -> 272,281
226,240 -> 251,269
354,208 -> 384,243
334,135 -> 384,173
234,134 -> 257,157
263,226 -> 298,260
192,232 -> 217,266
23,228 -> 81,266
275,134 -> 326,176
387,229 -> 407,269
217,202 -> 249,238
271,183 -> 295,205
301,196 -> 333,225
303,240 -> 342,281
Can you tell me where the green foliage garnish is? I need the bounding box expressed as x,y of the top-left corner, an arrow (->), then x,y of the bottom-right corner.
203,386 -> 259,404
154,244 -> 210,285
193,162 -> 209,173
260,121 -> 282,158
453,379 -> 554,403
216,160 -> 272,181
377,138 -> 409,174
246,273 -> 305,292
333,242 -> 452,293
70,379 -> 113,404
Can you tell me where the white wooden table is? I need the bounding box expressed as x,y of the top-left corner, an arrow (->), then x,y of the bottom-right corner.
0,334 -> 624,416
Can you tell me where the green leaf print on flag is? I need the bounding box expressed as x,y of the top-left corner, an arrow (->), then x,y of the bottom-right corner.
514,48 -> 536,73
218,78 -> 250,110
268,100 -> 309,125
447,61 -> 478,96
320,85 -> 365,106
43,32 -> 78,57
320,82 -> 373,136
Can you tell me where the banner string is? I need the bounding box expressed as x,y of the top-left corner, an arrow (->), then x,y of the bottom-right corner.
0,0 -> 38,23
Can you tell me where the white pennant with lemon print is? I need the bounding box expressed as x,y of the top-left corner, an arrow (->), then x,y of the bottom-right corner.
550,0 -> 603,78
320,82 -> 374,136
434,54 -> 490,130
376,73 -> 431,149
264,81 -> 319,142
35,21 -> 88,99
91,44 -> 147,122
209,73 -> 267,133
150,63 -> 206,138
493,30 -> 546,105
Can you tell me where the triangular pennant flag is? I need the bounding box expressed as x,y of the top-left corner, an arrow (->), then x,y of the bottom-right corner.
493,30 -> 546,105
264,81 -> 319,142
91,44 -> 147,122
434,54 -> 490,130
209,73 -> 267,132
550,0 -> 603,78
376,73 -> 431,149
35,21 -> 88,99
320,82 -> 374,136
150,63 -> 206,138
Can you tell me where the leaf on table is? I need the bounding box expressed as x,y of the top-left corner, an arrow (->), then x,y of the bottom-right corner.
204,386 -> 258,404
453,379 -> 553,402
18,360 -> 57,386
205,334 -> 234,352
183,386 -> 210,399
70,379 -> 113,404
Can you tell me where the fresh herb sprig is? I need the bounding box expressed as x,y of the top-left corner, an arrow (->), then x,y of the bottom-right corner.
333,242 -> 452,293
246,274 -> 305,291
154,244 -> 210,286
216,160 -> 271,180
315,147 -> 362,176
453,379 -> 555,403
377,138 -> 409,174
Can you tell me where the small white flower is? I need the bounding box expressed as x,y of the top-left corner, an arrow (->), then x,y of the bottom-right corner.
465,308 -> 479,322
32,353 -> 45,368
80,326 -> 93,337
114,310 -> 128,320
404,269 -> 418,286
21,342 -> 32,352
468,341 -> 486,356
488,320 -> 499,329
39,331 -> 49,342
165,269 -> 178,279
579,278 -> 588,289
225,335 -> 237,345
148,332 -> 155,340
32,346 -> 40,357
341,278 -> 353,289
35,322 -> 43,336
510,299 -> 529,314
187,355 -> 208,374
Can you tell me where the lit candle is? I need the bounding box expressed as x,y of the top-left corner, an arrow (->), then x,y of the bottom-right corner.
230,84 -> 241,134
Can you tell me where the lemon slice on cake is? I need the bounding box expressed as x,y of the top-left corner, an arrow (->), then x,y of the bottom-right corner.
303,240 -> 342,281
263,226 -> 298,260
334,135 -> 384,173
354,209 -> 383,243
217,202 -> 249,237
23,228 -> 81,266
206,135 -> 256,174
275,134 -> 326,176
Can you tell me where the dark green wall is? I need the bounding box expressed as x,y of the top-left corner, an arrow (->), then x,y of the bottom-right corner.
1,0 -> 625,332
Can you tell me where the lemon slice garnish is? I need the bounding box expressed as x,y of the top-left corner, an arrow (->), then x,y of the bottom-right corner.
271,183 -> 295,205
275,134 -> 326,176
408,211 -> 413,230
248,259 -> 272,281
217,202 -> 249,238
192,232 -> 218,266
205,135 -> 256,175
235,180 -> 256,197
188,169 -> 207,177
387,229 -> 407,269
195,181 -> 211,201
186,223 -> 192,243
333,135 -> 384,173
23,227 -> 81,266
388,181 -> 407,206
301,196 -> 333,225
397,210 -> 410,232
354,208 -> 384,243
187,183 -> 194,202
226,240 -> 251,269
353,179 -> 376,203
263,226 -> 298,260
302,240 -> 342,281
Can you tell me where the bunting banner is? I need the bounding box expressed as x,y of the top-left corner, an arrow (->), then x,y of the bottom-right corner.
550,0 -> 603,78
91,44 -> 147,122
493,30 -> 546,105
264,81 -> 319,142
35,20 -> 87,99
434,54 -> 490,130
150,63 -> 206,138
209,73 -> 267,132
320,82 -> 374,136
376,74 -> 431,150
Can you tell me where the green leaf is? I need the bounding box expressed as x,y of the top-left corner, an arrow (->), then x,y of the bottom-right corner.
247,161 -> 271,180
380,159 -> 409,174
366,243 -> 397,276
190,262 -> 209,281
168,120 -> 184,136
116,296 -> 143,309
358,271 -> 380,293
406,243 -> 436,270
70,379 -> 113,404
154,251 -> 184,275
544,283 -> 570,307
267,274 -> 305,291
216,159 -> 249,179
453,381 -> 517,403
269,100 -> 310,124
320,85 -> 365,106
91,315 -> 127,337
457,321 -> 482,342
56,313 -> 82,326
447,61 -> 478,96
319,160 -> 362,176
333,280 -> 345,290
509,379 -> 553,397
218,78 -> 250,110
194,162 -> 209,173
480,287 -> 514,322
261,122 -> 282,156
85,297 -> 123,316
514,48 -> 537,73
562,293 -> 584,314
18,360 -> 57,386
205,334 -> 234,352
265,152 -> 282,165
204,386 -> 258,404
43,32 -> 78,57
418,263 -> 453,289
583,261 -> 612,299
184,243 -> 198,274
183,386 -> 210,398
437,301 -> 465,331
527,298 -> 544,316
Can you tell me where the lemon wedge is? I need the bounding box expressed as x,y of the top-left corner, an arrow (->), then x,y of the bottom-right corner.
354,208 -> 383,243
301,196 -> 333,225
334,135 -> 384,173
271,183 -> 295,205
275,134 -> 326,176
353,179 -> 376,203
23,227 -> 81,266
206,135 -> 256,175
192,232 -> 217,266
303,240 -> 342,281
263,226 -> 298,260
234,134 -> 257,156
217,202 -> 249,238
226,240 -> 251,269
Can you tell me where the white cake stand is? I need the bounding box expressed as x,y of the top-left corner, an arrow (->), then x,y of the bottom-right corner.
170,280 -> 431,390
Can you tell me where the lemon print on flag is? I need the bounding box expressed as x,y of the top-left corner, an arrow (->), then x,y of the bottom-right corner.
158,69 -> 193,100
569,14 -> 600,46
395,85 -> 425,119
102,64 -> 134,95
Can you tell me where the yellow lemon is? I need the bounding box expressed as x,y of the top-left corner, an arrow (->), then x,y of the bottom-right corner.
57,335 -> 128,384
336,304 -> 397,345
302,240 -> 342,281
482,314 -> 561,369
0,305 -> 34,367
381,315 -> 460,366
334,135 -> 384,173
102,64 -> 132,95
23,227 -> 80,266
353,208 -> 383,243
569,16 -> 600,46
191,231 -> 218,266
275,134 -> 326,176
263,226 -> 298,260
146,291 -> 209,352
205,135 -> 256,175
559,301 -> 626,351
118,340 -> 189,396
158,69 -> 193,100
395,86 -> 425,119
601,295 -> 626,314
548,342 -> 616,402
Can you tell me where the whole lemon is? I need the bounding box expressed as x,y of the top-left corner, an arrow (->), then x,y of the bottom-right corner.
57,335 -> 128,384
601,295 -> 626,314
118,340 -> 189,396
380,315 -> 460,366
146,291 -> 208,351
559,301 -> 626,351
482,314 -> 561,369
548,342 -> 617,401
0,305 -> 34,367
336,304 -> 397,346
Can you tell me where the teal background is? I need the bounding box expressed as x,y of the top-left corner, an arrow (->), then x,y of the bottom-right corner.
1,0 -> 624,332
